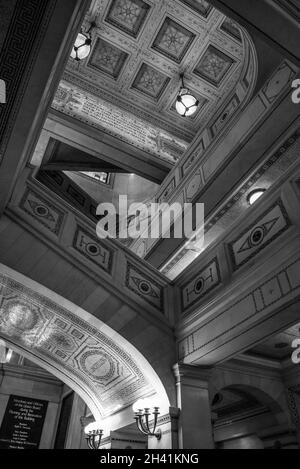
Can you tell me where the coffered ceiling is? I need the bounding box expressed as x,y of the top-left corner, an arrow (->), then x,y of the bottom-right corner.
52,0 -> 253,165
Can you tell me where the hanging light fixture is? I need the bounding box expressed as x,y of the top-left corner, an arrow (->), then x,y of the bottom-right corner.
132,399 -> 161,440
71,22 -> 96,62
176,73 -> 199,118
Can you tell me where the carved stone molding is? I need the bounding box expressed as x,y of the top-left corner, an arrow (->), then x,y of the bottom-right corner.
0,269 -> 158,417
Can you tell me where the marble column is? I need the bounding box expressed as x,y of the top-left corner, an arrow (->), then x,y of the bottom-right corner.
173,364 -> 214,449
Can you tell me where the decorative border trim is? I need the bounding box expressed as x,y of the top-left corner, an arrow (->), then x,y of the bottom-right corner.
73,226 -> 114,275
0,274 -> 150,411
0,0 -> 57,163
157,177 -> 176,203
181,257 -> 222,312
228,199 -> 291,271
19,187 -> 65,236
125,262 -> 164,312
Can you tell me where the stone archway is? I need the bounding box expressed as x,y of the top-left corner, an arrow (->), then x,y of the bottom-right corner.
0,264 -> 170,422
209,369 -> 296,449
209,366 -> 289,418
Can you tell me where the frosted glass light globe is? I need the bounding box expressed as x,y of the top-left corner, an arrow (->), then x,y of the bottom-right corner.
176,88 -> 199,117
71,32 -> 92,61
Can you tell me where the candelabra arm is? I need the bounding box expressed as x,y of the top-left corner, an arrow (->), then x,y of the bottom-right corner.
144,410 -> 151,434
133,406 -> 161,440
86,430 -> 103,450
152,409 -> 159,434
135,414 -> 149,435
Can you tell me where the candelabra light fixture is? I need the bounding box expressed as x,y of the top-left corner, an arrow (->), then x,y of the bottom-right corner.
84,421 -> 104,450
133,399 -> 161,440
71,21 -> 97,62
176,73 -> 199,118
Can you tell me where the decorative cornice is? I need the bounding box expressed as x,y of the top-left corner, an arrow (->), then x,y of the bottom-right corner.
173,363 -> 212,384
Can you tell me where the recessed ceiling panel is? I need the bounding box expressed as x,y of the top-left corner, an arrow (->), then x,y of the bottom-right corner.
57,0 -> 257,165
220,18 -> 242,42
131,63 -> 170,99
193,45 -> 235,86
105,0 -> 150,38
151,17 -> 196,63
89,38 -> 129,79
179,0 -> 212,18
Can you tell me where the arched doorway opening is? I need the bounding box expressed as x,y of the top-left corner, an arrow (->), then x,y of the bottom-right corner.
211,385 -> 297,449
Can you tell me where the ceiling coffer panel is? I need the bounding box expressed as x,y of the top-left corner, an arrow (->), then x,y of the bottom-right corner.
52,0 -> 256,165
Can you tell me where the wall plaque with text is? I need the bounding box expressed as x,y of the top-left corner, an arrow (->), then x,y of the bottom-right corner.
0,395 -> 48,449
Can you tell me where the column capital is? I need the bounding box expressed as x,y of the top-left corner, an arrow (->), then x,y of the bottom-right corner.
158,406 -> 180,421
173,363 -> 212,387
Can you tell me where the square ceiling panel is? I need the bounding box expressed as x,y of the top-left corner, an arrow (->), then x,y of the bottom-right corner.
131,63 -> 170,100
105,0 -> 150,38
220,18 -> 242,42
152,17 -> 196,63
179,0 -> 212,17
193,45 -> 235,86
89,38 -> 129,79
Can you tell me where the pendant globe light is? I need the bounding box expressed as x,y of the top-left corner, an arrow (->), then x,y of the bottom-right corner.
176,73 -> 199,118
71,22 -> 96,62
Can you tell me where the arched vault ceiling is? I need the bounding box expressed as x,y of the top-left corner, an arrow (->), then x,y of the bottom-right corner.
52,0 -> 256,164
0,265 -> 169,419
